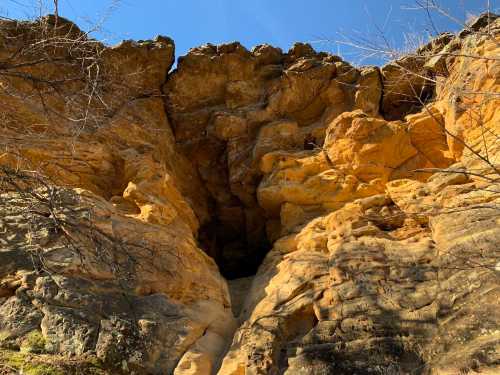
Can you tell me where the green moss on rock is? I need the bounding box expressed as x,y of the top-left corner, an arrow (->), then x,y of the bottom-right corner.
0,349 -> 62,374
23,363 -> 64,375
20,330 -> 46,354
0,349 -> 107,374
0,349 -> 25,368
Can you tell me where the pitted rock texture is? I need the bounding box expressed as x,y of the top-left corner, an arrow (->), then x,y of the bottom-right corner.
164,35 -> 458,278
219,16 -> 500,375
165,42 -> 373,278
219,170 -> 500,375
0,12 -> 499,375
0,16 -> 232,375
0,187 -> 234,374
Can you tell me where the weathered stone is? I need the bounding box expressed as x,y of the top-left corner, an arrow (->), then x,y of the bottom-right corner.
354,66 -> 382,116
381,55 -> 432,120
0,14 -> 499,375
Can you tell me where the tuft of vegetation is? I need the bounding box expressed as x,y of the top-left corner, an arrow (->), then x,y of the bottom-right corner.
0,331 -> 10,342
23,364 -> 64,375
0,349 -> 108,375
20,330 -> 46,354
0,349 -> 63,375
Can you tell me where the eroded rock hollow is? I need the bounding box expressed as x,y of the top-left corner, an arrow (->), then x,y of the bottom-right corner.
0,13 -> 499,375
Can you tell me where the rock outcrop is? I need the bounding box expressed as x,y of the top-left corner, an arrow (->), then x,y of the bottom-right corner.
0,16 -> 232,375
0,12 -> 499,375
219,16 -> 500,375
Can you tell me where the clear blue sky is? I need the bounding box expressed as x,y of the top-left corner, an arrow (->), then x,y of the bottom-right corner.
2,0 -> 499,65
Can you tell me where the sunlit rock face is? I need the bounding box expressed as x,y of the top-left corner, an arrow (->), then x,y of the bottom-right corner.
164,42 -> 364,278
0,16 -> 232,375
0,13 -> 499,375
219,16 -> 500,375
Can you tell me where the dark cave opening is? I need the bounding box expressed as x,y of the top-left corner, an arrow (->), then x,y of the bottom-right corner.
180,129 -> 274,280
198,211 -> 270,280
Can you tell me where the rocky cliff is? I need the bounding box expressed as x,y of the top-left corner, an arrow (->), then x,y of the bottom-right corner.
0,13 -> 499,375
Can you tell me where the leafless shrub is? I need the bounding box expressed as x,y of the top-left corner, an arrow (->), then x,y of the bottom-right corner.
318,2 -> 500,275
329,2 -> 500,183
0,164 -> 160,291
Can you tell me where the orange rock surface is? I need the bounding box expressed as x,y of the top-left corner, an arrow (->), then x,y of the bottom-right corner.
0,13 -> 499,375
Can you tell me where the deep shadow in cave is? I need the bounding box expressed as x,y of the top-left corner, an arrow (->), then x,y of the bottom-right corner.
198,214 -> 270,280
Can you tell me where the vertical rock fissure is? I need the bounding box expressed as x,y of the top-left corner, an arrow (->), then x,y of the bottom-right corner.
161,41 -> 363,280
161,76 -> 271,279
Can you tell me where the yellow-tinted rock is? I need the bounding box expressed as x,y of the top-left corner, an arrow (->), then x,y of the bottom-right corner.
1,14 -> 499,375
406,107 -> 455,169
220,167 -> 500,374
219,17 -> 500,375
324,110 -> 418,182
354,66 -> 382,116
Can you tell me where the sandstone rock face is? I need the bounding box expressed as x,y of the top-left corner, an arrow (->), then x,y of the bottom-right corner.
0,17 -> 232,375
164,42 -> 372,277
0,187 -> 233,374
0,13 -> 499,375
219,16 -> 500,375
220,170 -> 500,374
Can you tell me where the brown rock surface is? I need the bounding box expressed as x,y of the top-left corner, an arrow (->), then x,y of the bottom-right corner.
0,16 -> 231,375
0,13 -> 499,375
218,16 -> 500,375
164,42 -> 373,277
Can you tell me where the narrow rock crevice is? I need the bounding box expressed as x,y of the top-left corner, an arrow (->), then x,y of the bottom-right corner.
162,42 -> 361,280
198,215 -> 270,279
